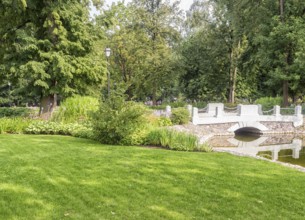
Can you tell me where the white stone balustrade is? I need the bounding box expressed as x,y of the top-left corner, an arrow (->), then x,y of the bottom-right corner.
273,105 -> 281,116
187,104 -> 193,117
192,103 -> 303,129
165,105 -> 171,117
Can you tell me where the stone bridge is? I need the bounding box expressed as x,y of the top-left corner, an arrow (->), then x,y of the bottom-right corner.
190,103 -> 303,135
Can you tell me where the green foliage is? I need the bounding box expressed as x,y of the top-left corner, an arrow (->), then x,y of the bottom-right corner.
197,143 -> 214,152
103,0 -> 183,102
0,107 -> 34,118
0,0 -> 104,110
192,101 -> 207,108
158,117 -> 172,127
25,121 -> 93,139
145,128 -> 202,151
92,92 -> 149,145
52,96 -> 99,123
170,107 -> 190,125
0,117 -> 32,134
180,25 -> 230,102
255,97 -> 283,110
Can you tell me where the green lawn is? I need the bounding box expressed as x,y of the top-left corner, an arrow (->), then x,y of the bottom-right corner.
1,135 -> 305,219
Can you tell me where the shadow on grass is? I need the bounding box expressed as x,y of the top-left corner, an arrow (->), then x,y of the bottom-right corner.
1,135 -> 305,219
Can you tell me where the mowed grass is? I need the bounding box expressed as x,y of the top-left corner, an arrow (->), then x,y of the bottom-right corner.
1,135 -> 305,219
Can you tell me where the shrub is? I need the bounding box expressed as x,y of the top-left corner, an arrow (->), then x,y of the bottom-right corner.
52,96 -> 99,123
170,107 -> 190,125
255,97 -> 282,110
192,101 -> 207,108
197,143 -> 213,152
145,128 -> 203,151
71,125 -> 95,140
25,121 -> 94,139
92,92 -> 149,145
158,116 -> 172,127
0,117 -> 32,134
0,107 -> 34,118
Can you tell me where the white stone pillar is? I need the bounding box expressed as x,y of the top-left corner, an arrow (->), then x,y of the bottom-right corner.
271,148 -> 280,161
257,104 -> 263,115
216,106 -> 223,118
165,105 -> 171,118
292,147 -> 301,159
187,104 -> 192,117
192,107 -> 199,125
295,105 -> 302,116
273,105 -> 281,116
237,104 -> 242,116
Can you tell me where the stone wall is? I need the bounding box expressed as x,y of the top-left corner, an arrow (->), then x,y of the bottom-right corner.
198,123 -> 236,135
200,121 -> 299,135
260,122 -> 295,134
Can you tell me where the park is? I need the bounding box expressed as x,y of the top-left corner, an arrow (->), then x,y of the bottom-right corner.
1,0 -> 305,219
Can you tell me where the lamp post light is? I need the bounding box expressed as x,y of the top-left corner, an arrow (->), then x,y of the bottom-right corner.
105,47 -> 111,97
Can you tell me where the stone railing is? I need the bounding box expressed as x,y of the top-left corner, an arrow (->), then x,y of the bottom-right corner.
191,103 -> 303,127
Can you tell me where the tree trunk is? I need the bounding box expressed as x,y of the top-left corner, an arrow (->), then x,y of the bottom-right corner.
283,81 -> 289,107
231,66 -> 238,104
279,0 -> 284,21
228,49 -> 234,103
39,94 -> 57,119
279,0 -> 289,107
228,40 -> 240,104
152,83 -> 157,105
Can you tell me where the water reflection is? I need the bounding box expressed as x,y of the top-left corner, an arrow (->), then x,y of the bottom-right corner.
208,135 -> 305,167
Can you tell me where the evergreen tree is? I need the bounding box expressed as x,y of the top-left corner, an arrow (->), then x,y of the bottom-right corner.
0,0 -> 105,113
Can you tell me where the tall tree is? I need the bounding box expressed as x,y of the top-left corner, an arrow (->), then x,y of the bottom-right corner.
0,0 -> 105,114
130,0 -> 183,103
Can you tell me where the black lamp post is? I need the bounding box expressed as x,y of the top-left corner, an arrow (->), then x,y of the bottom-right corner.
105,48 -> 111,97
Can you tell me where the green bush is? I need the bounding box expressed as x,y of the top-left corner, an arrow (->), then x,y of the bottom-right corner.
255,97 -> 282,110
0,107 -> 34,118
145,128 -> 203,151
71,125 -> 95,140
0,117 -> 32,134
192,101 -> 207,108
170,107 -> 190,125
52,96 -> 99,123
158,116 -> 172,127
92,93 -> 149,145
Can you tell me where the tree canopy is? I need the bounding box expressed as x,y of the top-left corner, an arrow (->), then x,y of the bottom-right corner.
1,0 -> 305,107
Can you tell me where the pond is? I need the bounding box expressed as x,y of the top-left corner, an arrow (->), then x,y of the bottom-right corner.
208,134 -> 305,167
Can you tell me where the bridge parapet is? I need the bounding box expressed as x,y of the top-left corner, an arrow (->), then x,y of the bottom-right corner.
192,103 -> 303,129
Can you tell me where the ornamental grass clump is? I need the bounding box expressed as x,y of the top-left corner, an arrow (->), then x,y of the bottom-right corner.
145,128 -> 204,151
0,117 -> 32,134
52,96 -> 99,123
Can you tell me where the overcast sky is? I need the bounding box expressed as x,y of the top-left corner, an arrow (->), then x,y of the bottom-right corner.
103,0 -> 193,11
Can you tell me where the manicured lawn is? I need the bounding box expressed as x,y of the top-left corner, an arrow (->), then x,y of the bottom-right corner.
1,135 -> 305,219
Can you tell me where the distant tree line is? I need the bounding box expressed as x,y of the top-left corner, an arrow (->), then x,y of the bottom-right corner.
1,0 -> 305,110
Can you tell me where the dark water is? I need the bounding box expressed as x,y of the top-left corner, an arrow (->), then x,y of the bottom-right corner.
208,134 -> 305,167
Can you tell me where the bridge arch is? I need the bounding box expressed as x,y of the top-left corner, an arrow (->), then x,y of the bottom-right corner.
234,127 -> 262,135
227,122 -> 269,133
